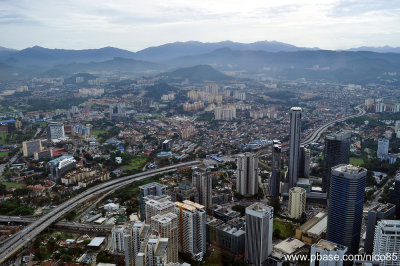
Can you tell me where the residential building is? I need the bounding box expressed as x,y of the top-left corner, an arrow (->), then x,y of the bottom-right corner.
145,199 -> 175,223
327,164 -> 367,254
288,107 -> 302,190
288,187 -> 306,219
377,138 -> 389,159
172,179 -> 199,203
323,131 -> 351,193
245,203 -> 274,266
139,182 -> 167,221
151,213 -> 179,263
364,203 -> 396,254
47,155 -> 76,180
192,165 -> 212,209
236,152 -> 259,197
174,200 -> 206,261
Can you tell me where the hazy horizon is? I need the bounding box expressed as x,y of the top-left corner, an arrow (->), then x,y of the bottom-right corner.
1,0 -> 400,51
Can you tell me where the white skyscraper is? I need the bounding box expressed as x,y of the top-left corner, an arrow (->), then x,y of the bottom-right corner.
236,152 -> 259,196
288,187 -> 306,219
373,220 -> 400,266
112,225 -> 127,254
245,203 -> 274,266
174,200 -> 206,261
288,107 -> 302,190
377,138 -> 389,159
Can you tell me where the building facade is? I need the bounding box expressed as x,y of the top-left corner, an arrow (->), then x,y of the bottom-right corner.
236,152 -> 259,197
192,165 -> 212,209
327,164 -> 367,254
288,187 -> 306,219
373,220 -> 400,266
46,122 -> 65,140
22,139 -> 42,157
288,107 -> 302,190
245,203 -> 274,266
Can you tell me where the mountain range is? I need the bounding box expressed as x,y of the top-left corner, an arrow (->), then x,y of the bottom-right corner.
1,41 -> 400,83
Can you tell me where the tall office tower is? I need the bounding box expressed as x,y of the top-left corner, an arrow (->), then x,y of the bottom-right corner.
145,199 -> 175,223
236,152 -> 259,197
245,203 -> 274,266
322,131 -> 351,193
151,213 -> 179,263
270,140 -> 282,197
377,138 -> 389,159
299,145 -> 310,178
46,122 -> 65,140
373,220 -> 400,266
192,165 -> 212,209
288,187 -> 306,219
327,164 -> 367,254
22,139 -> 42,157
364,203 -> 396,254
288,107 -> 302,190
388,175 -> 400,219
310,240 -> 348,266
139,182 -> 167,221
174,200 -> 206,261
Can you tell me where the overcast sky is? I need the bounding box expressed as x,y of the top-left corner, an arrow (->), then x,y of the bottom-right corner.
1,0 -> 399,51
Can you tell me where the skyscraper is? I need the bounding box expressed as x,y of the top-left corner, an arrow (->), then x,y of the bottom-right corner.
323,131 -> 351,193
388,174 -> 400,219
192,165 -> 212,209
288,107 -> 302,190
270,140 -> 281,197
245,203 -> 274,266
327,164 -> 367,254
288,187 -> 306,219
151,212 -> 179,263
364,203 -> 396,254
174,200 -> 206,261
22,139 -> 42,157
236,152 -> 259,197
145,198 -> 175,223
299,145 -> 310,178
373,220 -> 400,266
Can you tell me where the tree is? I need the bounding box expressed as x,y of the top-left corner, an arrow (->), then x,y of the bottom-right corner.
273,228 -> 281,239
268,197 -> 281,214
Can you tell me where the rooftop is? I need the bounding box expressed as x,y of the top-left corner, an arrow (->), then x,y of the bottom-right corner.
313,239 -> 347,251
274,238 -> 305,255
87,237 -> 105,247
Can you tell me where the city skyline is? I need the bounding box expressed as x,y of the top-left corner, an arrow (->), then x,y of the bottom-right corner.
1,0 -> 400,50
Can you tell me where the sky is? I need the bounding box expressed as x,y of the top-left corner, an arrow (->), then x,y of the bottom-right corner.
1,0 -> 400,51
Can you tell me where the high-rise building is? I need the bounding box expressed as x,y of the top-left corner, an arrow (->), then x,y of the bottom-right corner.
112,224 -> 128,254
270,140 -> 281,197
236,152 -> 259,197
245,203 -> 274,266
109,103 -> 126,118
214,106 -> 237,121
174,200 -> 206,261
388,175 -> 400,219
377,138 -> 389,159
151,212 -> 179,263
145,199 -> 175,224
46,122 -> 65,140
22,139 -> 42,157
139,182 -> 167,221
299,145 -> 310,178
288,107 -> 302,190
47,155 -> 76,180
373,220 -> 400,266
126,221 -> 151,266
323,131 -> 351,193
192,165 -> 212,209
310,239 -> 348,266
364,203 -> 396,254
327,164 -> 367,254
136,236 -> 169,266
288,187 -> 306,219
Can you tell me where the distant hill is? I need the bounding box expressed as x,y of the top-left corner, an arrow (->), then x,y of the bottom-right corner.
162,65 -> 233,82
49,57 -> 163,75
134,40 -> 318,62
0,46 -> 18,52
347,46 -> 400,53
3,46 -> 137,67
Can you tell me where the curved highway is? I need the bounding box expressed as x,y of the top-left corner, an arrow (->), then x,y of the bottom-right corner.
0,160 -> 200,263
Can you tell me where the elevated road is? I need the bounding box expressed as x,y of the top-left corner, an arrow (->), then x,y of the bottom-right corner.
0,160 -> 200,263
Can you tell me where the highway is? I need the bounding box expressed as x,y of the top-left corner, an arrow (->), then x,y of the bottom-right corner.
0,160 -> 200,263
